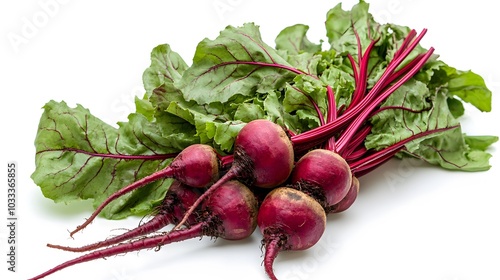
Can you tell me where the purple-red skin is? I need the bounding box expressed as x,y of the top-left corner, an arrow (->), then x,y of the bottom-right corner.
201,180 -> 258,240
69,143 -> 220,237
47,181 -> 200,253
167,181 -> 201,225
173,119 -> 294,231
170,144 -> 220,188
258,187 -> 327,280
29,180 -> 258,280
290,149 -> 352,206
329,176 -> 360,213
233,119 -> 295,188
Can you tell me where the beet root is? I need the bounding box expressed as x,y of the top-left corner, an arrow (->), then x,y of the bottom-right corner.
257,187 -> 327,280
169,144 -> 220,188
328,176 -> 360,213
232,119 -> 295,188
290,149 -> 352,207
173,119 -> 294,231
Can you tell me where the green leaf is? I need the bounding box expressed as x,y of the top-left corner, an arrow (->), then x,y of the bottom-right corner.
281,52 -> 323,76
366,79 -> 439,151
319,63 -> 355,109
464,135 -> 499,151
135,94 -> 156,121
263,90 -> 300,130
234,102 -> 266,122
153,83 -> 245,153
446,67 -> 492,112
407,128 -> 495,172
275,24 -> 322,55
422,60 -> 492,112
325,1 -> 378,55
283,74 -> 328,129
137,44 -> 190,121
366,79 -> 494,171
446,97 -> 465,118
142,44 -> 188,97
31,100 -> 181,219
177,23 -> 297,104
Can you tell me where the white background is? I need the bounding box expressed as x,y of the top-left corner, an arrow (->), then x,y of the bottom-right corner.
1,1 -> 499,280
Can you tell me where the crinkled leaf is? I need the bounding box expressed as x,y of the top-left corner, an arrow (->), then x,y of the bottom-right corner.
135,94 -> 156,121
283,84 -> 319,118
424,60 -> 492,112
275,24 -> 322,55
153,83 -> 246,153
409,128 -> 495,171
31,100 -> 182,219
134,44 -> 189,121
177,23 -> 297,104
142,44 -> 188,96
320,63 -> 355,110
367,79 -> 494,171
281,52 -> 323,76
325,2 -> 427,87
366,79 -> 437,150
283,74 -> 329,129
234,102 -> 266,122
447,69 -> 492,112
263,90 -> 301,131
325,1 -> 378,56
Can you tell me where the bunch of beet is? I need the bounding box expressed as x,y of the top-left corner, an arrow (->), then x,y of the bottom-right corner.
30,28 -> 454,280
29,118 -> 356,280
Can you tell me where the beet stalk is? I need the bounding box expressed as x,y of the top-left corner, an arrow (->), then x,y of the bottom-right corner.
29,180 -> 258,280
47,180 -> 200,253
69,143 -> 220,237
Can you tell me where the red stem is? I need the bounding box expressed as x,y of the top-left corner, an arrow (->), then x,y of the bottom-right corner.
352,148 -> 399,177
393,29 -> 417,60
345,146 -> 368,162
48,181 -> 195,253
324,85 -> 337,151
49,213 -> 173,252
291,29 -> 429,150
349,125 -> 460,173
335,47 -> 434,154
219,154 -> 234,169
69,167 -> 175,237
171,166 -> 240,231
348,39 -> 379,110
340,125 -> 372,159
29,223 -> 204,280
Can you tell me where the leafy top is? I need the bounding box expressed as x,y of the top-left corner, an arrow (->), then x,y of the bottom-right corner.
32,1 -> 496,219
